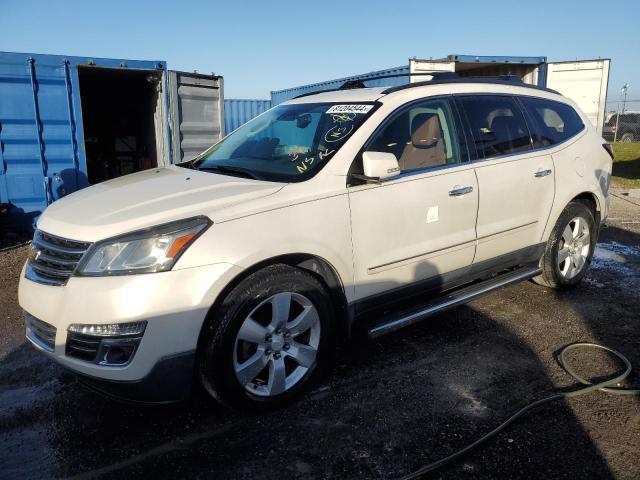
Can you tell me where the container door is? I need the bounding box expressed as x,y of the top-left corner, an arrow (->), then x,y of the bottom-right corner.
0,52 -> 85,229
409,59 -> 456,82
168,71 -> 224,163
545,59 -> 610,136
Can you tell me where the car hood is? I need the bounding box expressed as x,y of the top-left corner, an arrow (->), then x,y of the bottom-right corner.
38,166 -> 285,241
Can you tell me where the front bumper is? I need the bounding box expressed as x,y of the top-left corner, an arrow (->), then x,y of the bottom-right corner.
19,261 -> 241,397
70,351 -> 197,403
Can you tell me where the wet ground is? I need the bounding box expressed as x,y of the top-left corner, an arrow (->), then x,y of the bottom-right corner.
1,188 -> 639,479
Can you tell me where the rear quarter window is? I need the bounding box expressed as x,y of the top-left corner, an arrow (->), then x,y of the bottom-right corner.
520,97 -> 584,147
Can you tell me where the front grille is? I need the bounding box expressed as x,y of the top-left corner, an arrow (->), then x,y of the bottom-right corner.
26,230 -> 91,286
25,312 -> 57,352
66,332 -> 102,362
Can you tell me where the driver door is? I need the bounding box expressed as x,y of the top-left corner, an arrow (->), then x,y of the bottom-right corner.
348,97 -> 478,303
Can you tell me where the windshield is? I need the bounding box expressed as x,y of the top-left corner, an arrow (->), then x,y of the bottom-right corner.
192,102 -> 377,182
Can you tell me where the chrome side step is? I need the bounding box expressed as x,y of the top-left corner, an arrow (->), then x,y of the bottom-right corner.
367,266 -> 541,338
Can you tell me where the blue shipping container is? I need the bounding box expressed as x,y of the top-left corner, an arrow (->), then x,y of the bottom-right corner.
0,52 -> 167,230
0,51 -> 224,231
224,99 -> 271,134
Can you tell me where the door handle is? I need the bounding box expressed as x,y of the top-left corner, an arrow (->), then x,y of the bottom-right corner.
448,186 -> 474,197
534,169 -> 552,178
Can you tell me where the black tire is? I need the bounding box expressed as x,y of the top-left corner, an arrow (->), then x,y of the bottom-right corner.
620,132 -> 634,142
533,201 -> 597,289
198,264 -> 334,411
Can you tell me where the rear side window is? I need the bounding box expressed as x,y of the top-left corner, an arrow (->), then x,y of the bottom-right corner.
459,96 -> 532,159
520,97 -> 584,147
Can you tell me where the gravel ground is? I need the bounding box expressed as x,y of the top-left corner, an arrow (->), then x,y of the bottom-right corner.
1,188 -> 639,479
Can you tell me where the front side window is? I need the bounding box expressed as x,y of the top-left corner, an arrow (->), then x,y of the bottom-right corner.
520,97 -> 585,147
366,98 -> 461,173
193,102 -> 377,182
460,95 -> 532,159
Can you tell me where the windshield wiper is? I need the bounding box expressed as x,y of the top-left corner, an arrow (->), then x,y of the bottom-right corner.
198,165 -> 261,180
179,159 -> 199,170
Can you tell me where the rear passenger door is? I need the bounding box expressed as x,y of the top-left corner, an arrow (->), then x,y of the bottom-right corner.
457,95 -> 555,266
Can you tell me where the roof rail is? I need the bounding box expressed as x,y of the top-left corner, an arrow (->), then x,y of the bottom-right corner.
292,72 -> 460,99
382,75 -> 560,95
291,72 -> 559,100
338,71 -> 460,90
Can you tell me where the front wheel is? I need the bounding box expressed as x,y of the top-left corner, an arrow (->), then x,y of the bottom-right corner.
198,264 -> 333,410
534,201 -> 597,289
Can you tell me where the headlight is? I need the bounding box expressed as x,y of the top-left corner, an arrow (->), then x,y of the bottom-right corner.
76,216 -> 211,276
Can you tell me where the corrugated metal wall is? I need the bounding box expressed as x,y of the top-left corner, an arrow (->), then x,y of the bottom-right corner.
169,71 -> 224,163
223,99 -> 271,134
0,51 -> 166,230
270,65 -> 410,105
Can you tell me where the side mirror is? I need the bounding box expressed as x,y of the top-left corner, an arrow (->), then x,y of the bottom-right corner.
362,151 -> 401,181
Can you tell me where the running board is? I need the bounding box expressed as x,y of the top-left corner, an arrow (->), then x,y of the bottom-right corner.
367,266 -> 541,338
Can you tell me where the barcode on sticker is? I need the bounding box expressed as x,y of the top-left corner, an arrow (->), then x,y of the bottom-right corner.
326,104 -> 374,114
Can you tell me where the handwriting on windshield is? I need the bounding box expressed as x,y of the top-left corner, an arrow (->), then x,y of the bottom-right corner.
324,124 -> 354,143
331,112 -> 356,123
319,148 -> 334,160
293,149 -> 335,174
296,156 -> 314,173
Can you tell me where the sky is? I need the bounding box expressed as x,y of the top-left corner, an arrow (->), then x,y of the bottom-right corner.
1,0 -> 639,108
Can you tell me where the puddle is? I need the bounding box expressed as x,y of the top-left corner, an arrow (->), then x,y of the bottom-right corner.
593,241 -> 640,260
589,241 -> 640,289
592,241 -> 639,270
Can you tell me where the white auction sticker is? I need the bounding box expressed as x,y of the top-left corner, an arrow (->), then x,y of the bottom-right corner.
326,104 -> 374,114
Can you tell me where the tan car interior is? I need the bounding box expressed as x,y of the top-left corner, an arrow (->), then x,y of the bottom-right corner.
398,113 -> 447,171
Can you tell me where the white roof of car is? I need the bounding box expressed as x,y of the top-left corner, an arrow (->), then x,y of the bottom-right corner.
284,87 -> 387,104
285,82 -> 566,106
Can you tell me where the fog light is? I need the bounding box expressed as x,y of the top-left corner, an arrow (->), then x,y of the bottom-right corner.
97,338 -> 141,366
68,321 -> 147,337
66,322 -> 147,366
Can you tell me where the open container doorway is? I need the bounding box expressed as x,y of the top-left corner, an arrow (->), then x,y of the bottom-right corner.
77,66 -> 166,185
0,51 -> 224,230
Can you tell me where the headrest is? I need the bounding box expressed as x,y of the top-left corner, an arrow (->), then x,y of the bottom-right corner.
411,113 -> 442,148
489,115 -> 514,136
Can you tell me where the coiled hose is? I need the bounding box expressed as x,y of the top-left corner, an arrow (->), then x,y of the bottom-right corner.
401,342 -> 640,479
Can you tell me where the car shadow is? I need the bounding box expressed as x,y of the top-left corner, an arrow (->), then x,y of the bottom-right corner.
2,259 -> 633,479
612,157 -> 640,183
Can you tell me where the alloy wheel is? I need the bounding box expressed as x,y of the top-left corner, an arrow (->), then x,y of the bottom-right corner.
233,292 -> 321,397
557,216 -> 591,279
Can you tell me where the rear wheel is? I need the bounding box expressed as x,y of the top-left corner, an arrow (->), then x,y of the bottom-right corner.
534,201 -> 597,289
198,264 -> 333,410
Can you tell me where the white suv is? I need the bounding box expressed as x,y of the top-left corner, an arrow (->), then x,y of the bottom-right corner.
19,76 -> 613,409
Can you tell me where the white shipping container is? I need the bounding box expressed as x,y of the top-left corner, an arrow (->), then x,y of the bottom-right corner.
410,56 -> 610,135
545,60 -> 610,135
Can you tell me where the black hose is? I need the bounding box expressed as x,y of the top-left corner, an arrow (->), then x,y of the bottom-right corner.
400,342 -> 639,479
